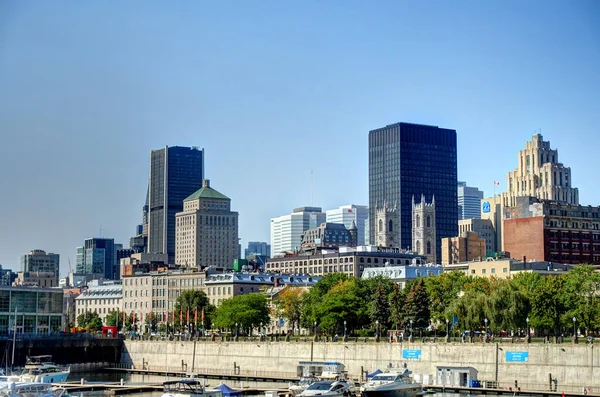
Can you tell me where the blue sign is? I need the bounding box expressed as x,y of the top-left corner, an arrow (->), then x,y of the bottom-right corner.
402,349 -> 422,359
506,352 -> 529,362
482,202 -> 491,213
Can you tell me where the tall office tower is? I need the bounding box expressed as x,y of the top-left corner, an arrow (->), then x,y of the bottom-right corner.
369,122 -> 458,261
76,238 -> 117,279
245,242 -> 271,258
503,133 -> 579,207
21,250 -> 60,285
325,205 -> 370,245
457,182 -> 484,220
270,207 -> 326,257
148,146 -> 204,263
175,179 -> 239,269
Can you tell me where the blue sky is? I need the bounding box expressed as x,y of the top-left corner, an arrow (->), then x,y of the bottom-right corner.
0,1 -> 598,275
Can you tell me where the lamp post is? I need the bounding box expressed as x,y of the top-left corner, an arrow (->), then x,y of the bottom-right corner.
410,319 -> 413,339
259,322 -> 262,336
375,320 -> 379,341
446,318 -> 450,343
526,317 -> 530,343
235,322 -> 238,338
314,320 -> 317,337
484,318 -> 488,337
344,320 -> 347,338
573,317 -> 577,343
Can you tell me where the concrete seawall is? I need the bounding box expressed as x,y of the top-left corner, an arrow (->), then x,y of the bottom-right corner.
121,340 -> 599,390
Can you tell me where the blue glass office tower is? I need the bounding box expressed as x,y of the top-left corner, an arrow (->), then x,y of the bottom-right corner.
148,146 -> 204,263
368,122 -> 458,261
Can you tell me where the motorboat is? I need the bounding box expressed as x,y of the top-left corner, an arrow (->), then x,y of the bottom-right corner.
289,375 -> 320,396
0,381 -> 69,397
298,381 -> 354,397
360,370 -> 422,397
296,362 -> 347,381
161,380 -> 223,397
13,356 -> 70,384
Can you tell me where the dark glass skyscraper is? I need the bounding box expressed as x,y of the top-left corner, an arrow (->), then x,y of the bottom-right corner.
368,122 -> 457,261
148,146 -> 204,263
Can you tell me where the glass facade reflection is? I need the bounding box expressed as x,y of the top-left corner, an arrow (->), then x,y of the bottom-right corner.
369,122 -> 458,261
0,286 -> 64,336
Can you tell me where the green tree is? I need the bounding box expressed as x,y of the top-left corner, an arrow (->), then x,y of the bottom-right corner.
403,279 -> 430,331
174,290 -> 215,331
530,275 -> 567,335
562,265 -> 600,334
76,311 -> 103,332
212,293 -> 270,333
370,281 -> 391,332
485,281 -> 530,333
314,279 -> 363,335
389,283 -> 407,331
424,271 -> 469,323
105,310 -> 125,330
447,289 -> 487,336
300,273 -> 352,329
274,286 -> 306,333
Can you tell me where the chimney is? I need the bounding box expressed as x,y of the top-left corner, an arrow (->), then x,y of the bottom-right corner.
523,256 -> 526,263
203,179 -> 210,188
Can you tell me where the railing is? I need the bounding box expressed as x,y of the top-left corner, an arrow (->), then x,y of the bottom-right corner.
474,380 -> 596,394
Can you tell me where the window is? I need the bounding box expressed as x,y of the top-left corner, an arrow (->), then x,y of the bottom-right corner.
426,241 -> 431,255
416,215 -> 420,228
426,216 -> 431,228
378,219 -> 383,232
388,220 -> 393,232
416,241 -> 421,254
491,268 -> 496,274
482,269 -> 487,274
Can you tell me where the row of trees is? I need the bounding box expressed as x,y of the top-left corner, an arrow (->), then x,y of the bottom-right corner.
275,265 -> 600,337
77,265 -> 600,337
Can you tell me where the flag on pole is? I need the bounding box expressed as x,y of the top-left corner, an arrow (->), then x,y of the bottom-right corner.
171,311 -> 175,324
494,181 -> 500,185
180,310 -> 183,325
201,308 -> 205,323
163,312 -> 167,323
194,309 -> 198,324
122,311 -> 125,325
186,309 -> 190,324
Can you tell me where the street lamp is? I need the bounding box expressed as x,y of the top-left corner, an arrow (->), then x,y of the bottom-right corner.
375,320 -> 379,338
314,320 -> 317,336
484,318 -> 488,336
526,317 -> 530,342
573,317 -> 577,340
235,322 -> 238,338
344,320 -> 347,338
446,318 -> 449,337
260,322 -> 262,336
410,319 -> 413,339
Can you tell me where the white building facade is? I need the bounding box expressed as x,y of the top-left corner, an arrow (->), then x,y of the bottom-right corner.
325,204 -> 370,245
270,207 -> 326,257
74,280 -> 122,326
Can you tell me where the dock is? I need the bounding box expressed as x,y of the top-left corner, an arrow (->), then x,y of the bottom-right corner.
423,385 -> 600,397
104,367 -> 297,383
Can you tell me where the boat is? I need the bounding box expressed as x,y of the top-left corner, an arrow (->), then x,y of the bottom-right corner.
161,380 -> 223,397
360,370 -> 423,397
8,356 -> 70,384
296,362 -> 347,381
0,381 -> 69,397
298,381 -> 355,397
289,375 -> 320,396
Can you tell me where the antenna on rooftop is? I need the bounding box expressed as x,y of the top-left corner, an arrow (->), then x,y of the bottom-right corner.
310,170 -> 314,206
100,226 -> 103,238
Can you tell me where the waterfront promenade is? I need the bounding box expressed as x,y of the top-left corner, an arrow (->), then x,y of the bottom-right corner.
120,337 -> 600,394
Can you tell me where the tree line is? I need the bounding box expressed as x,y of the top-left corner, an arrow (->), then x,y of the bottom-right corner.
77,265 -> 600,337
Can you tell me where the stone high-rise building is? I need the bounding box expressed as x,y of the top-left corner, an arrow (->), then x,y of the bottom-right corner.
175,179 -> 239,269
148,146 -> 204,263
374,203 -> 399,248
503,133 -> 578,207
20,250 -> 60,286
270,207 -> 326,257
412,195 -> 437,264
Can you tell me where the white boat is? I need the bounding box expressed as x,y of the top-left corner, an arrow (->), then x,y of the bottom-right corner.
0,381 -> 68,397
161,380 -> 223,397
298,381 -> 354,397
12,356 -> 70,384
289,375 -> 320,396
360,370 -> 422,397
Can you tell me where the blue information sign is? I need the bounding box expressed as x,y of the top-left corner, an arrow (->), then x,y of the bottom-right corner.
506,352 -> 529,362
402,349 -> 422,359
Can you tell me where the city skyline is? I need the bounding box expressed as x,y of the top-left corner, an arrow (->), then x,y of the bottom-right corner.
0,1 -> 599,274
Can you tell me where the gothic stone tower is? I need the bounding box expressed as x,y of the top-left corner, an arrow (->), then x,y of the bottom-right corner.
412,195 -> 437,263
374,202 -> 399,248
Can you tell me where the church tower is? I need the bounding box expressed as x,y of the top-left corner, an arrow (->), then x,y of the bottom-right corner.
412,195 -> 437,263
374,202 -> 399,248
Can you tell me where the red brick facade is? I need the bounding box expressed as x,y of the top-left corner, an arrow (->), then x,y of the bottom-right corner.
504,217 -> 545,262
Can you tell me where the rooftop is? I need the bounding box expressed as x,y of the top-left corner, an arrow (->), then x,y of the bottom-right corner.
184,179 -> 230,201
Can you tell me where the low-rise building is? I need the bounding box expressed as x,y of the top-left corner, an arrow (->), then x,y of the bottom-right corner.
0,286 -> 64,336
458,219 -> 496,253
443,258 -> 571,278
300,222 -> 357,252
361,264 -> 443,289
265,246 -> 426,278
441,232 -> 486,265
14,271 -> 57,287
74,280 -> 122,326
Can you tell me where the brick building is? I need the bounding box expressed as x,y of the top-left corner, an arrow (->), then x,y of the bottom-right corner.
503,197 -> 600,265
